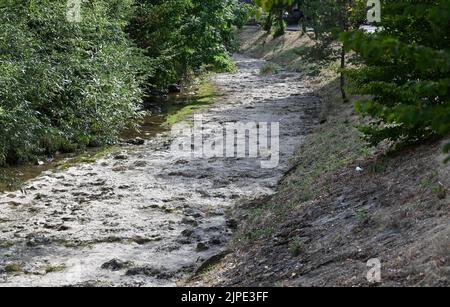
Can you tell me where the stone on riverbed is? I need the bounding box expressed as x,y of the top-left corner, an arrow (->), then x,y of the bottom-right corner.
126,137 -> 145,146
101,259 -> 134,271
113,153 -> 129,160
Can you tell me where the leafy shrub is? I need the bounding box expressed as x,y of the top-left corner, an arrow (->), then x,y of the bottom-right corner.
0,1 -> 147,165
254,0 -> 294,36
0,0 -> 249,166
232,1 -> 255,29
128,0 -> 243,90
341,0 -> 450,162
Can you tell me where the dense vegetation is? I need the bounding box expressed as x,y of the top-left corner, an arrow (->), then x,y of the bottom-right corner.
298,0 -> 366,100
128,0 -> 251,89
254,0 -> 295,37
267,0 -> 450,161
0,0 -> 248,166
342,0 -> 450,161
0,0 -> 146,166
1,0 -> 449,166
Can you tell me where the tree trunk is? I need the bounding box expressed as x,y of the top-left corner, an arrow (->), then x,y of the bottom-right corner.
339,0 -> 349,102
340,45 -> 347,102
300,1 -> 308,34
263,12 -> 273,33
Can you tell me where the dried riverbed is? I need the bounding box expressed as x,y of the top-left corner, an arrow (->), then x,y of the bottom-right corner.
0,55 -> 320,287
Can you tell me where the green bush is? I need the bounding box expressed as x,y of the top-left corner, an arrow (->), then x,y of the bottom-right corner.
0,0 -> 249,166
128,0 -> 243,90
0,0 -> 146,165
254,0 -> 294,36
341,0 -> 450,162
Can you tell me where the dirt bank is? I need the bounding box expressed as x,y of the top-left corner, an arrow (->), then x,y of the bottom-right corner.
0,54 -> 321,286
190,27 -> 449,287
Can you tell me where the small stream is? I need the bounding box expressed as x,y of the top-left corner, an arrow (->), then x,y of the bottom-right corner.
0,55 -> 321,287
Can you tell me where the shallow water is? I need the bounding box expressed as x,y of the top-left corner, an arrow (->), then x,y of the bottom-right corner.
0,93 -> 197,193
0,55 -> 321,287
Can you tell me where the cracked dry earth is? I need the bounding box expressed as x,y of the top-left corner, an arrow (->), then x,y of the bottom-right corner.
0,54 -> 320,287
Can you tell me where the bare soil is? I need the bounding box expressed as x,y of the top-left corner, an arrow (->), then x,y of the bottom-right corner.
189,27 -> 450,287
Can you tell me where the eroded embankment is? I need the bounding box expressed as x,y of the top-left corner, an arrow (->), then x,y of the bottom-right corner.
190,27 -> 450,287
0,54 -> 321,286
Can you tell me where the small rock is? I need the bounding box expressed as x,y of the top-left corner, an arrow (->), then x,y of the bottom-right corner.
181,217 -> 199,226
112,166 -> 127,172
134,161 -> 147,167
126,266 -> 159,277
209,237 -> 222,245
114,153 -> 129,160
175,159 -> 189,165
151,236 -> 162,242
126,137 -> 145,146
101,259 -> 133,271
177,238 -> 192,245
26,236 -> 52,247
62,217 -> 76,222
163,207 -> 174,213
196,242 -> 209,252
132,236 -> 151,245
184,208 -> 203,218
91,179 -> 106,186
181,228 -> 194,237
57,225 -> 70,231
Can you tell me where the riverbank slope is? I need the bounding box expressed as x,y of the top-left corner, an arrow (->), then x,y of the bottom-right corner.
190,26 -> 449,287
0,54 -> 321,286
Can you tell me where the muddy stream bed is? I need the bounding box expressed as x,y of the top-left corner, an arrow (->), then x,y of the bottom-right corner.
0,55 -> 321,287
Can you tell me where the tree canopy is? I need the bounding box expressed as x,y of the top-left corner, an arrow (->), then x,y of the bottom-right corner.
342,0 -> 450,161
